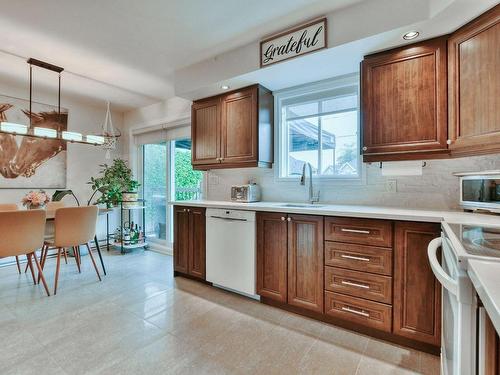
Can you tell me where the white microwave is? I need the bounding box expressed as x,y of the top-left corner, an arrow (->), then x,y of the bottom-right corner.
454,171 -> 500,213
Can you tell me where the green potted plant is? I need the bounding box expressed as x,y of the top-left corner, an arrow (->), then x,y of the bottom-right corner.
88,159 -> 140,208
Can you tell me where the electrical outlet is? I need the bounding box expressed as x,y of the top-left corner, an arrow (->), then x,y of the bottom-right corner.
208,174 -> 219,185
385,179 -> 397,193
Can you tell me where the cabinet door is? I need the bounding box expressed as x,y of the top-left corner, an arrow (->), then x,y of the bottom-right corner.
448,5 -> 500,156
173,206 -> 190,274
192,98 -> 221,166
188,207 -> 206,280
393,221 -> 441,346
256,212 -> 288,302
220,86 -> 258,165
287,214 -> 324,313
362,37 -> 448,159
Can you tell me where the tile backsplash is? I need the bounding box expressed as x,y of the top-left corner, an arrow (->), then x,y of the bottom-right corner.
206,155 -> 500,210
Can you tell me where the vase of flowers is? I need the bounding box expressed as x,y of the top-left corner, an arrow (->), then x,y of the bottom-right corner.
22,190 -> 50,210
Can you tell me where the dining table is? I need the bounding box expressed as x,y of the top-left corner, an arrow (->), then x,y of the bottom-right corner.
45,207 -> 110,275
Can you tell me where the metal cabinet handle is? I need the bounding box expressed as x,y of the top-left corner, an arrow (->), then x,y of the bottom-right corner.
362,146 -> 368,151
281,217 -> 286,221
341,280 -> 370,289
341,306 -> 370,317
187,209 -> 190,212
341,228 -> 370,234
287,217 -> 291,222
183,208 -> 187,212
446,139 -> 451,145
340,254 -> 370,262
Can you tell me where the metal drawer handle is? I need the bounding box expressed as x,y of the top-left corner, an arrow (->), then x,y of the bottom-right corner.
341,228 -> 370,234
341,280 -> 370,289
341,306 -> 370,317
340,254 -> 370,262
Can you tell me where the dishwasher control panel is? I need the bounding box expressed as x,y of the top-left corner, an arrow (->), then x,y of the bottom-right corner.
206,208 -> 256,222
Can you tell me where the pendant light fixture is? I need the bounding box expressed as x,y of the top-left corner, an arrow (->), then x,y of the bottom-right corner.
0,58 -> 105,146
94,101 -> 121,159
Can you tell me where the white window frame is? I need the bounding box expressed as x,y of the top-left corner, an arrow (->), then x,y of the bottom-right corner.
274,73 -> 362,183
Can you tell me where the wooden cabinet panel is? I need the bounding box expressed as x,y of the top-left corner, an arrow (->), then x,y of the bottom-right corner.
324,242 -> 393,276
393,221 -> 441,346
191,84 -> 273,170
288,214 -> 324,313
191,98 -> 221,166
325,291 -> 392,333
448,5 -> 500,156
173,206 -> 190,274
484,310 -> 500,375
221,87 -> 257,164
188,207 -> 206,279
325,266 -> 392,304
256,212 -> 288,302
325,217 -> 393,247
362,36 -> 448,160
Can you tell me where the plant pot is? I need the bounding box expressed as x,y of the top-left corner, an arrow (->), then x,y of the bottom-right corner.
121,192 -> 138,202
27,204 -> 46,210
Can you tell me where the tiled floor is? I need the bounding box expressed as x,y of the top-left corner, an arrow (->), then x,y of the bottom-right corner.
0,250 -> 440,374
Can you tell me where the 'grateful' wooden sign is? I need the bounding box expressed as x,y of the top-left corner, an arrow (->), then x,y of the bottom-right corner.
260,18 -> 327,67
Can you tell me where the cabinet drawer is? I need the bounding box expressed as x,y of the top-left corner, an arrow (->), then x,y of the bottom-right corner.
325,266 -> 392,304
325,242 -> 392,276
325,217 -> 393,247
325,291 -> 392,333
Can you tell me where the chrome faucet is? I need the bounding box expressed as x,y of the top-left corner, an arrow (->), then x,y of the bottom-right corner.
300,162 -> 320,204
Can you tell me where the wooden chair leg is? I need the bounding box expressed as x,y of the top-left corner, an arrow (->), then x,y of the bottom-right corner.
24,256 -> 30,273
54,248 -> 62,295
41,245 -> 49,269
73,246 -> 81,273
32,252 -> 50,297
27,253 -> 36,285
63,248 -> 68,264
15,256 -> 21,274
37,245 -> 47,284
85,243 -> 101,282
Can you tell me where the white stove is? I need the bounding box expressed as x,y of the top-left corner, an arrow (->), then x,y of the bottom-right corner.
429,222 -> 500,375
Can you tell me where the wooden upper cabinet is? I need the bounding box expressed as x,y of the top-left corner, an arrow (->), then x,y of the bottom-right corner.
361,36 -> 448,161
256,212 -> 288,303
448,5 -> 500,156
221,87 -> 257,164
191,84 -> 273,170
192,98 -> 220,166
393,221 -> 441,347
287,214 -> 324,314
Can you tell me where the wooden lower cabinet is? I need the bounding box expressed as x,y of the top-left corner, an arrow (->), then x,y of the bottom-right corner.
393,221 -> 441,346
256,212 -> 324,313
287,214 -> 324,314
483,310 -> 500,375
173,206 -> 206,280
256,212 -> 288,302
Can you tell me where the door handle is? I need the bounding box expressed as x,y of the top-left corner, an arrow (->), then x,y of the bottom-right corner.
341,280 -> 370,289
341,228 -> 370,234
341,306 -> 369,317
340,254 -> 370,262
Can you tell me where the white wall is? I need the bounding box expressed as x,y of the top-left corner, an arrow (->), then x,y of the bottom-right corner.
0,81 -> 125,237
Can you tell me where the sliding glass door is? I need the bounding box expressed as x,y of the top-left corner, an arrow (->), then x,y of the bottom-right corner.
140,138 -> 202,251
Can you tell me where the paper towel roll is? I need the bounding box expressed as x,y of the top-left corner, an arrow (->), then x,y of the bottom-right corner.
381,161 -> 423,176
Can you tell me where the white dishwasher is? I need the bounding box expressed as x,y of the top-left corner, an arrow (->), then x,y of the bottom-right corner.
206,208 -> 258,298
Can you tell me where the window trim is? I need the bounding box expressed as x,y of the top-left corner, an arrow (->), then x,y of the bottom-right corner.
274,73 -> 361,182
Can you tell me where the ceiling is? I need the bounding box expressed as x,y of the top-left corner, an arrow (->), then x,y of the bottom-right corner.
0,0 -> 363,111
0,0 -> 496,112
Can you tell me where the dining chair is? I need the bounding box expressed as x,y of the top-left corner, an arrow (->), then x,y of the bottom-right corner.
43,206 -> 101,294
0,210 -> 50,296
0,203 -> 23,274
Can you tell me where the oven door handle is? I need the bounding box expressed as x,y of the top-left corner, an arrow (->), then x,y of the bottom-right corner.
427,237 -> 458,296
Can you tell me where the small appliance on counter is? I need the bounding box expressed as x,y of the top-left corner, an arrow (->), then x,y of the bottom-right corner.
231,183 -> 261,202
454,170 -> 500,213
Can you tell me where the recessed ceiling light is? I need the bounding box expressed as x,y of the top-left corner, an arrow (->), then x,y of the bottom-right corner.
403,31 -> 419,40
221,85 -> 230,90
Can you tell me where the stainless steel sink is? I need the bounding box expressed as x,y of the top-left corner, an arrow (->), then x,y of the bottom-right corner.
278,203 -> 325,208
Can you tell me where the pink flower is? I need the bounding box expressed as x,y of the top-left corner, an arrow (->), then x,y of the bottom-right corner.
22,190 -> 50,208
